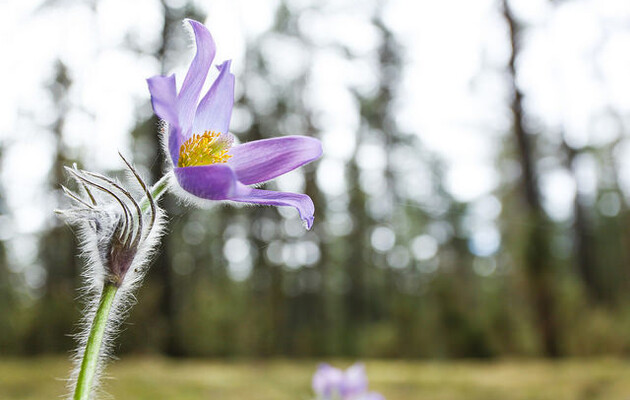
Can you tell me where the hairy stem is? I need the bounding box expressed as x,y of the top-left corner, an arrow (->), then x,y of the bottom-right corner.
140,174 -> 170,212
73,283 -> 118,400
72,174 -> 169,399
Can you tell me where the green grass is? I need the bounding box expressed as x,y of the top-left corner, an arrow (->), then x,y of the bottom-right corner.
1,357 -> 630,399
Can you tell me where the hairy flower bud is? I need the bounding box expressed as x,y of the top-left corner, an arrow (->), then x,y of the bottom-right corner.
57,154 -> 164,289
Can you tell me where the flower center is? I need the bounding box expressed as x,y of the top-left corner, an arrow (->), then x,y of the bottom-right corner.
178,131 -> 232,168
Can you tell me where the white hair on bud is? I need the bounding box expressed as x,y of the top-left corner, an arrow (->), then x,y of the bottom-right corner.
59,161 -> 167,400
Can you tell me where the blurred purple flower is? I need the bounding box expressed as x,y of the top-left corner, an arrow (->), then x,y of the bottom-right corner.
313,363 -> 384,400
147,20 -> 322,229
313,364 -> 344,397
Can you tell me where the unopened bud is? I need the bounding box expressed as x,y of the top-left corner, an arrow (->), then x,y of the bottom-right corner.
57,155 -> 164,289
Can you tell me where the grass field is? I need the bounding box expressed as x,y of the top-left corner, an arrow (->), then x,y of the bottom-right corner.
1,357 -> 630,399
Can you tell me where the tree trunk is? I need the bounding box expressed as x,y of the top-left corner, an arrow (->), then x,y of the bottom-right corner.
503,0 -> 560,357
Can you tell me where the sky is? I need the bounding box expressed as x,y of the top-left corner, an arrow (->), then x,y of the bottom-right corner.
1,0 -> 630,281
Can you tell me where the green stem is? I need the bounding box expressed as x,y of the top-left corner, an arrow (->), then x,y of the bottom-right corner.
140,174 -> 169,212
72,175 -> 169,399
73,283 -> 118,400
139,174 -> 170,212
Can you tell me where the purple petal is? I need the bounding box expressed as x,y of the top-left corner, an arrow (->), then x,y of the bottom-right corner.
192,60 -> 235,135
147,74 -> 178,125
177,19 -> 216,138
228,136 -> 323,185
174,165 -> 316,228
174,164 -> 237,200
312,364 -> 344,396
166,125 -> 185,167
341,363 -> 369,396
147,74 -> 182,165
230,186 -> 315,229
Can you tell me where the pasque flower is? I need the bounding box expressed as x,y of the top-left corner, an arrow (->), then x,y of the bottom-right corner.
313,363 -> 384,400
147,20 -> 322,229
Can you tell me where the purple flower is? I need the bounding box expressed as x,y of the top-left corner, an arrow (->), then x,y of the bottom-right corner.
312,363 -> 384,400
147,20 -> 322,229
313,363 -> 345,397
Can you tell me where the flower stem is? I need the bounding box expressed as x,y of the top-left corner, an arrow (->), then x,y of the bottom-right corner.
73,283 -> 118,400
139,174 -> 170,212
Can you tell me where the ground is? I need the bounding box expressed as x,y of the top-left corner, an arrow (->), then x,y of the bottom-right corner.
1,357 -> 630,399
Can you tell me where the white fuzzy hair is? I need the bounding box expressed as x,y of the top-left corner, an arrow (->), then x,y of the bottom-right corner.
59,161 -> 167,400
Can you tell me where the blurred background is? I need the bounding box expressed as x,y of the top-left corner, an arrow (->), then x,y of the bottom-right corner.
2,0 -> 630,398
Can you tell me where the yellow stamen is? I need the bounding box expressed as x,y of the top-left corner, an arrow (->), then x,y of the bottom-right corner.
178,131 -> 232,167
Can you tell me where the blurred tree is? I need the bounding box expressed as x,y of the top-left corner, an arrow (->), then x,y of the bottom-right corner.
0,146 -> 18,353
347,7 -> 411,356
25,61 -> 80,353
562,139 -> 602,302
234,2 -> 324,356
503,0 -> 559,357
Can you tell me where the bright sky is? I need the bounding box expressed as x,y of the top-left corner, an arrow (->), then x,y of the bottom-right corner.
1,0 -> 630,276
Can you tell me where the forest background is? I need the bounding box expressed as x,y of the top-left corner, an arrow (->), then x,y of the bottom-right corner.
2,0 -> 630,362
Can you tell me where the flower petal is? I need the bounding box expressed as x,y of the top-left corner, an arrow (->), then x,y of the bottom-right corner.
174,164 -> 316,228
230,186 -> 315,229
147,74 -> 182,165
312,364 -> 344,396
147,74 -> 178,125
341,364 -> 369,396
177,19 -> 216,137
174,164 -> 237,200
166,125 -> 185,167
228,136 -> 323,185
192,60 -> 235,135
